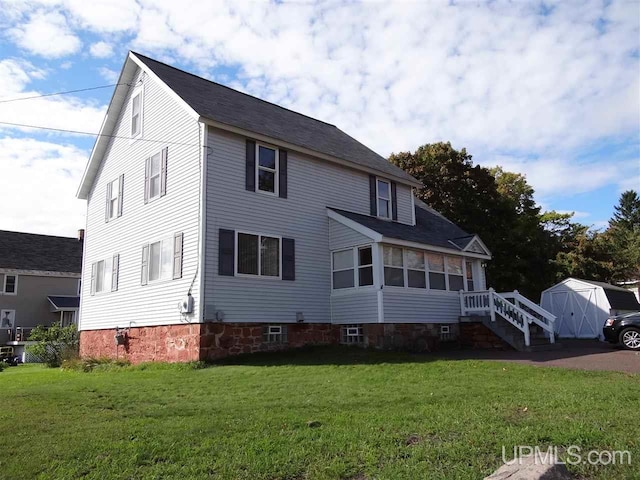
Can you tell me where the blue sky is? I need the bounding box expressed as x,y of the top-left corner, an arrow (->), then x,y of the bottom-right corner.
0,0 -> 638,236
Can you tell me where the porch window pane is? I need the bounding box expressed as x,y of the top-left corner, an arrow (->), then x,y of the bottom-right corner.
358,246 -> 373,286
427,254 -> 444,272
384,267 -> 404,287
429,272 -> 446,290
333,270 -> 354,289
408,270 -> 426,288
359,267 -> 373,286
383,246 -> 403,267
447,256 -> 463,275
466,261 -> 474,291
406,250 -> 424,269
238,233 -> 259,275
260,236 -> 280,277
333,250 -> 354,270
449,275 -> 464,291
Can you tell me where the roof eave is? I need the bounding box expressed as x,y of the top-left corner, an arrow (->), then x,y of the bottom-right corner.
382,236 -> 492,259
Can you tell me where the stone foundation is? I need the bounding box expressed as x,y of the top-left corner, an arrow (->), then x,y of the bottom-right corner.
80,322 -> 461,363
459,322 -> 507,349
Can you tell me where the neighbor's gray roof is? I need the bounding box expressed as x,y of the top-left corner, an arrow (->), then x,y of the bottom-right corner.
576,279 -> 640,311
132,52 -> 418,185
329,206 -> 488,254
0,230 -> 83,273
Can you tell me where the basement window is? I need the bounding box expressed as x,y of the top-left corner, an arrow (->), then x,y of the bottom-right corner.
263,325 -> 288,343
341,325 -> 364,345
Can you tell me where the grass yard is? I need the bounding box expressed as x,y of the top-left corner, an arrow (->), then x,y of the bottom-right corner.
0,347 -> 638,480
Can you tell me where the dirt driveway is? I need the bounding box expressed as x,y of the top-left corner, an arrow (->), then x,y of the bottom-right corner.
442,340 -> 640,374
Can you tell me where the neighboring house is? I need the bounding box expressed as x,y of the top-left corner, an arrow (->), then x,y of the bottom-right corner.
0,230 -> 83,351
76,52 -> 552,363
541,278 -> 640,339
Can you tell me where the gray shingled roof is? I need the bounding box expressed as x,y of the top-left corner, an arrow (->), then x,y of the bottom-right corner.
0,231 -> 83,273
329,206 -> 488,255
577,279 -> 640,311
132,52 -> 417,184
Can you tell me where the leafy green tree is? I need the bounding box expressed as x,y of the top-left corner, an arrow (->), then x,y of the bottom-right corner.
27,324 -> 79,368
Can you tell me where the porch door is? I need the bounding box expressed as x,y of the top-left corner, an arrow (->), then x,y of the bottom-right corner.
61,311 -> 76,327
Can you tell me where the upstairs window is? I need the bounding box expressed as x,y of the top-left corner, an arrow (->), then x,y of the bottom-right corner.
3,275 -> 17,294
105,175 -> 124,221
144,148 -> 168,203
237,233 -> 280,277
257,145 -> 278,194
377,179 -> 391,218
131,90 -> 143,138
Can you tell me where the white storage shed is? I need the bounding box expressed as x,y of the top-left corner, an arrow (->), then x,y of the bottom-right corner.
541,278 -> 640,339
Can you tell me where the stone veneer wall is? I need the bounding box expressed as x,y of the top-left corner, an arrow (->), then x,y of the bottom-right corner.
79,322 -> 461,363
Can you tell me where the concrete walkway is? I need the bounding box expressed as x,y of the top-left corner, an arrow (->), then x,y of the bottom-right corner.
442,340 -> 640,374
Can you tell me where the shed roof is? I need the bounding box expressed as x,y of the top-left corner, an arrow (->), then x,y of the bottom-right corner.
0,231 -> 83,273
545,278 -> 640,311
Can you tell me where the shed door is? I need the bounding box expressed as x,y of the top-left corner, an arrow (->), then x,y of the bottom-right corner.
551,288 -> 600,339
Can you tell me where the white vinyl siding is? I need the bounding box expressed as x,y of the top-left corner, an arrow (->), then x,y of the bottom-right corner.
79,67 -> 201,331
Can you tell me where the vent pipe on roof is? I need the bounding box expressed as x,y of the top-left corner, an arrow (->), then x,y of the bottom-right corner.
77,229 -> 85,241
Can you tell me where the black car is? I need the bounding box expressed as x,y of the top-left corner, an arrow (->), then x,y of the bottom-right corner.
603,312 -> 640,350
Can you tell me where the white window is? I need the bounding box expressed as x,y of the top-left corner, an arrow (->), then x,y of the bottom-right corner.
131,89 -> 143,138
466,261 -> 475,291
377,179 -> 392,218
341,325 -> 364,344
236,233 -> 280,277
427,253 -> 446,291
256,144 -> 278,194
141,233 -> 183,285
332,249 -> 355,289
406,249 -> 426,288
92,257 -> 114,294
263,325 -> 288,343
383,245 -> 404,287
447,256 -> 464,291
147,151 -> 163,201
2,274 -> 17,295
106,177 -> 121,220
148,238 -> 174,282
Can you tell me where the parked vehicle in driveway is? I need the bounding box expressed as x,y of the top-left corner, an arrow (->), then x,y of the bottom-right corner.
604,312 -> 640,350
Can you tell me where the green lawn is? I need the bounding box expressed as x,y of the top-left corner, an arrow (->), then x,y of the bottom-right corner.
0,348 -> 638,480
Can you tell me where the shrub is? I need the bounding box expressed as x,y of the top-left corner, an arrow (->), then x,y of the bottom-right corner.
0,362 -> 5,372
27,325 -> 79,368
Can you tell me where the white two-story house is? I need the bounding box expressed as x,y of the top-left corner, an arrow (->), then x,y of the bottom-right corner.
77,52 -> 554,363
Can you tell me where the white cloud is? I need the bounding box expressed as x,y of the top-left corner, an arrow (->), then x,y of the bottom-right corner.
89,41 -> 113,58
0,58 -> 105,134
0,137 -> 86,236
8,10 -> 81,58
97,66 -> 118,83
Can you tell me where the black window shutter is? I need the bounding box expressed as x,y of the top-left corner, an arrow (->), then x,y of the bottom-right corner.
219,229 -> 235,276
282,238 -> 295,281
279,149 -> 288,198
369,175 -> 377,216
391,181 -> 398,221
246,140 -> 256,191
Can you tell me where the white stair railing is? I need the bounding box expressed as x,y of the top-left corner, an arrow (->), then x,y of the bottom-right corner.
460,289 -> 556,347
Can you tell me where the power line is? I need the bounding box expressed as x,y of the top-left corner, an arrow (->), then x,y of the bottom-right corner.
0,83 -> 130,104
0,121 -> 200,148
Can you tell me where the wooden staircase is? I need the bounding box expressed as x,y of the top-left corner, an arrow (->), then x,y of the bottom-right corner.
460,290 -> 560,352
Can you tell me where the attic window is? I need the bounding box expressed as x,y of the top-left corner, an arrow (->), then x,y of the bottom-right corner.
377,179 -> 391,218
131,89 -> 143,138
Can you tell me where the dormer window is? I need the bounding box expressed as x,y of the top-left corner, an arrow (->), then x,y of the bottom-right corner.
257,144 -> 278,194
131,89 -> 143,139
377,179 -> 391,218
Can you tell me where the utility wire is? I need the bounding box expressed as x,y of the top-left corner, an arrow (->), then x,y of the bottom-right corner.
0,83 -> 130,104
0,121 -> 200,148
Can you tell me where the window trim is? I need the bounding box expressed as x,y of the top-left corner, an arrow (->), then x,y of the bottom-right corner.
376,178 -> 392,219
263,324 -> 288,344
106,177 -> 120,220
2,274 -> 18,295
130,86 -> 144,141
331,244 -> 375,291
93,258 -> 113,295
341,324 -> 364,344
147,151 -> 163,203
255,143 -> 279,196
234,230 -> 282,279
